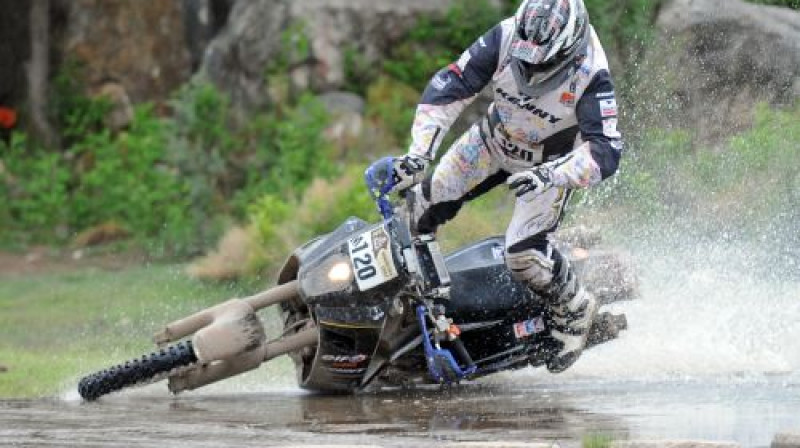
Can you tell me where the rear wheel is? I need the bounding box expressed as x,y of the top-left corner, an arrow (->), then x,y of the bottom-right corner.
78,340 -> 198,401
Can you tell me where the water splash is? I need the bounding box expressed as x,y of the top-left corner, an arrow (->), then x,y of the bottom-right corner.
529,231 -> 800,384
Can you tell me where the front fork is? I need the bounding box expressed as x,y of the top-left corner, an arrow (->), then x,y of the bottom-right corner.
416,304 -> 477,383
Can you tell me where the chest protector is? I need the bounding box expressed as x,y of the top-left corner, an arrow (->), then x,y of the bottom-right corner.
489,26 -> 610,169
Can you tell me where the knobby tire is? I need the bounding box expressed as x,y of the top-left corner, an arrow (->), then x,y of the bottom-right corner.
78,340 -> 197,401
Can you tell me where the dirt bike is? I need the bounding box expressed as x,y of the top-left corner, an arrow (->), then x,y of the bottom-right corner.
77,157 -> 630,401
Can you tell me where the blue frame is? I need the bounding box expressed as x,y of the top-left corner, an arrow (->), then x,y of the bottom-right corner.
415,305 -> 477,383
366,158 -> 477,383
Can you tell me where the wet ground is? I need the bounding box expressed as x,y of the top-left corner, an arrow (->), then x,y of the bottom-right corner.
1,375 -> 798,447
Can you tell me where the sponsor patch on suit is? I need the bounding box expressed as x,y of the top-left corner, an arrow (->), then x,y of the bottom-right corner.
600,98 -> 618,117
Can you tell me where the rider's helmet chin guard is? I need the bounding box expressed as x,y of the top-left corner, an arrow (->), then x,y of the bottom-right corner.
509,0 -> 590,98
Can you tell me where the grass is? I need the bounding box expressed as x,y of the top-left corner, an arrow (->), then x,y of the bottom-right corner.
583,433 -> 615,448
0,263 -> 266,398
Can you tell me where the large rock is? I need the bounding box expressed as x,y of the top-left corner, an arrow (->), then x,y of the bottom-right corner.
60,0 -> 193,104
287,0 -> 455,90
200,0 -> 457,111
646,0 -> 800,141
773,432 -> 800,448
199,0 -> 289,111
182,0 -> 235,71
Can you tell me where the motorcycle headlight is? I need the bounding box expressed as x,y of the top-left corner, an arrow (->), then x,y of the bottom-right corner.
327,261 -> 352,283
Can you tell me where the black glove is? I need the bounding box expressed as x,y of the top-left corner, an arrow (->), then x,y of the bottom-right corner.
392,154 -> 429,192
507,165 -> 554,197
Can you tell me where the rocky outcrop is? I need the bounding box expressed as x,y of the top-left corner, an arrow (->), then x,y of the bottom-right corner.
182,0 -> 235,71
318,91 -> 366,153
773,432 -> 800,448
200,0 -> 456,111
287,0 -> 456,91
7,0 -> 486,118
644,0 -> 800,141
60,0 -> 193,104
199,0 -> 289,112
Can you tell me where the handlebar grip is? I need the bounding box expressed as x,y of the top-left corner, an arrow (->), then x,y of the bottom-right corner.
365,157 -> 399,220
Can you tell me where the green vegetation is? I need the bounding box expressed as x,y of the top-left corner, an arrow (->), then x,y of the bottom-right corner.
365,76 -> 421,148
382,0 -> 506,90
583,433 -> 615,448
0,133 -> 71,246
1,81 -> 334,255
748,0 -> 800,7
74,105 -> 194,251
247,165 -> 379,272
50,59 -> 112,147
0,264 -> 262,397
571,102 -> 800,246
0,262 -> 298,398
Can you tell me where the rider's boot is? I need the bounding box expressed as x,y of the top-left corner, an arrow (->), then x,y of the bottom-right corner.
540,255 -> 598,373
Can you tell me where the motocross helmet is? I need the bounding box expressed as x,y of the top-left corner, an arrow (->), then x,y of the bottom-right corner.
509,0 -> 590,98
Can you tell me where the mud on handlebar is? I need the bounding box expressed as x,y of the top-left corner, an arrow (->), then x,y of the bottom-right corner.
364,156 -> 403,221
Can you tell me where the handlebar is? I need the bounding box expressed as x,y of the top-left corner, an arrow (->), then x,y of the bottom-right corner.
364,157 -> 398,221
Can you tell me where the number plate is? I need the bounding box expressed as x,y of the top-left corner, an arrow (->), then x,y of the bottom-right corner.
348,226 -> 398,291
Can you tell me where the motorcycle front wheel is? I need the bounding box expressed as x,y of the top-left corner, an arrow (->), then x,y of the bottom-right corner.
78,340 -> 197,401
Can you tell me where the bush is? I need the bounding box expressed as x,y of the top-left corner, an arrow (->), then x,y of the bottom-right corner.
365,77 -> 421,149
298,166 -> 380,237
50,59 -> 111,147
70,105 -> 192,240
382,0 -> 505,90
2,68 -> 342,256
248,193 -> 294,269
0,133 -> 71,245
165,81 -> 241,253
233,92 -> 335,212
246,164 -> 379,277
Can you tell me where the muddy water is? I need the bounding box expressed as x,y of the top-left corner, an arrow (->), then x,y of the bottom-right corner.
1,375 -> 798,447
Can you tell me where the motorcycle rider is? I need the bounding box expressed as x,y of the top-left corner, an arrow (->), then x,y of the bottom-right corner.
390,0 -> 623,373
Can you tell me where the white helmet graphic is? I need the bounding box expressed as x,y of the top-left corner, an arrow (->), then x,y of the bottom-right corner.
509,0 -> 590,97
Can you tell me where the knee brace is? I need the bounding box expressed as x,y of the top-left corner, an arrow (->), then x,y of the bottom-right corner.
505,245 -> 556,291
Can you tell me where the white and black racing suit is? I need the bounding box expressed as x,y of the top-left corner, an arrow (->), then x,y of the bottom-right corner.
407,17 -> 623,294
